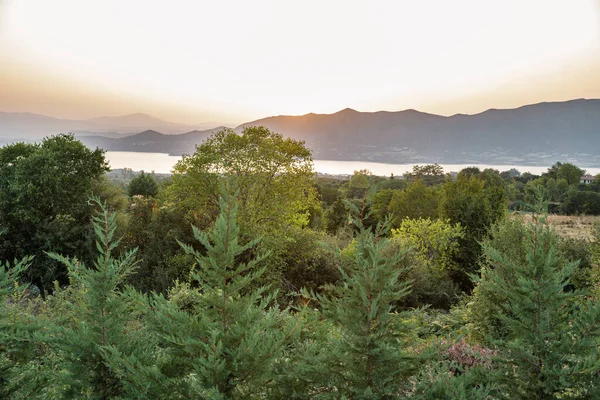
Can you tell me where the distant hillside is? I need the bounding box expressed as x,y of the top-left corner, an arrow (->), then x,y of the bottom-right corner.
0,112 -> 85,138
79,128 -> 225,155
236,99 -> 600,166
0,112 -> 223,138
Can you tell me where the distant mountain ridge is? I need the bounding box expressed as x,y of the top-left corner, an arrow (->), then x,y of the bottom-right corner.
79,127 -> 226,155
235,98 -> 600,166
0,111 -> 225,138
2,99 -> 600,166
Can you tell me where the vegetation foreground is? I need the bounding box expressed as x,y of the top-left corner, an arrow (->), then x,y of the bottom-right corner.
1,128 -> 600,399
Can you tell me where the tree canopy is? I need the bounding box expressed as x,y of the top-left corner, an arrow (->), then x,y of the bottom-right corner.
0,134 -> 107,289
167,126 -> 318,234
127,171 -> 159,197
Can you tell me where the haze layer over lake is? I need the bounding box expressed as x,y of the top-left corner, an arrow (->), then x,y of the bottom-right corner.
105,152 -> 600,177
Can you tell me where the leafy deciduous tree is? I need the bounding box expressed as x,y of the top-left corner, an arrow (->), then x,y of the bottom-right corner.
0,135 -> 108,290
167,126 -> 318,235
128,171 -> 159,197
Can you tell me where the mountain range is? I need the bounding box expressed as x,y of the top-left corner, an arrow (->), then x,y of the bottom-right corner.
0,112 -> 223,138
2,99 -> 599,166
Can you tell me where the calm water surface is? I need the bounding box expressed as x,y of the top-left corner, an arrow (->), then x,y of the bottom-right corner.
105,151 -> 600,176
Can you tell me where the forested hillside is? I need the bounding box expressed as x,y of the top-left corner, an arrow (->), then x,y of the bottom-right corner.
1,129 -> 600,399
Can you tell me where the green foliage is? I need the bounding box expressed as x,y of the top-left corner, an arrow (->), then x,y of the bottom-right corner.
459,166 -> 481,178
557,235 -> 595,290
392,218 -> 464,309
0,135 -> 108,290
410,340 -> 502,400
0,256 -> 36,398
545,162 -> 585,186
473,206 -> 600,398
127,171 -> 159,197
469,216 -> 530,342
405,164 -> 445,186
473,214 -> 599,342
275,227 -> 341,295
317,184 -> 343,207
324,197 -> 349,234
168,126 -> 318,234
560,188 -> 600,215
439,173 -> 507,291
544,177 -> 569,202
392,218 -> 464,272
6,150 -> 600,398
388,180 -> 440,226
30,197 -> 153,399
305,206 -> 419,398
122,197 -> 195,294
347,169 -> 371,198
114,194 -> 302,398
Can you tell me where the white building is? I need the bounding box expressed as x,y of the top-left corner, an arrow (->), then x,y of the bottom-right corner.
580,174 -> 595,184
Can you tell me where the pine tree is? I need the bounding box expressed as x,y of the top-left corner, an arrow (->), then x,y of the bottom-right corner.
0,256 -> 36,398
40,197 -> 153,399
304,199 -> 418,398
474,201 -> 600,398
110,193 -> 302,399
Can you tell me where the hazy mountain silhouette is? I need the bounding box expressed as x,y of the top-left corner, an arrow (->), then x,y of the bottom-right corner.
236,99 -> 600,166
0,112 -> 85,138
0,112 -> 224,138
79,127 -> 225,155
88,113 -> 182,130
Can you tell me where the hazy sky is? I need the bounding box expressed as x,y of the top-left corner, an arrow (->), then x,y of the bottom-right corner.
1,0 -> 599,125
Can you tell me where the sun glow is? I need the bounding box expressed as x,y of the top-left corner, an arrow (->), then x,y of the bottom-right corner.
1,0 -> 599,122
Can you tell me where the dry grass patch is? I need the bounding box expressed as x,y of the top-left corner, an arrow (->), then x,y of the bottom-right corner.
513,214 -> 600,241
546,215 -> 600,241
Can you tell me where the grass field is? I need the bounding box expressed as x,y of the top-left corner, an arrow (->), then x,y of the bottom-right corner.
515,214 -> 600,241
546,215 -> 600,241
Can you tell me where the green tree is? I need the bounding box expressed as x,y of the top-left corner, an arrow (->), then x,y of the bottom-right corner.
0,256 -> 36,398
473,208 -> 600,398
347,169 -> 371,198
388,180 -> 440,226
372,188 -> 394,221
392,218 -> 464,272
306,208 -> 418,397
544,177 -> 569,202
560,189 -> 600,215
324,197 -> 349,234
391,218 -> 464,309
405,164 -> 445,186
112,194 -> 302,398
167,126 -> 318,234
0,135 -> 108,290
128,171 -> 159,197
500,168 -> 521,180
459,166 -> 481,178
121,196 -> 196,294
439,173 -> 507,291
545,162 -> 585,186
40,197 -> 152,399
469,216 -> 531,342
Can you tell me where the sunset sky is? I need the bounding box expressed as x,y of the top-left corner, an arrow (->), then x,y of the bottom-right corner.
1,0 -> 599,125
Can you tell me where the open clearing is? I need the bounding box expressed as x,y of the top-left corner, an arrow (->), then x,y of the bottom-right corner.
516,214 -> 600,241
546,215 -> 600,241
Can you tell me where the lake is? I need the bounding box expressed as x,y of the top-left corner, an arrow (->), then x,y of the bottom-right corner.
105,151 -> 600,177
